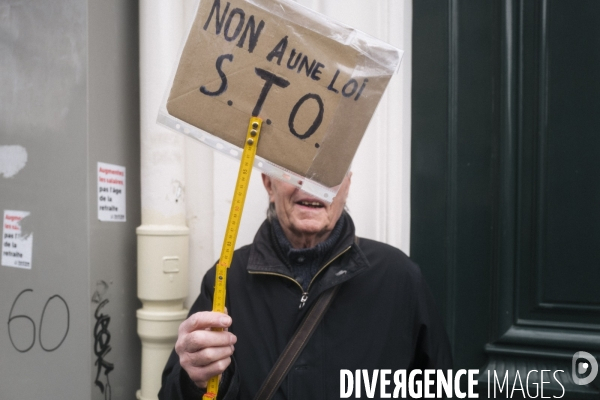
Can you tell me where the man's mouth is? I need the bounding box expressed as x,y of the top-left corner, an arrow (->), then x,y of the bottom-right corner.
297,200 -> 325,209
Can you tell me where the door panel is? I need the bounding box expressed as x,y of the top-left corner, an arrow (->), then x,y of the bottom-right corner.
412,0 -> 600,397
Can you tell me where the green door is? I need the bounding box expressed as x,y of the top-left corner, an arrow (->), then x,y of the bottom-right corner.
411,1 -> 600,398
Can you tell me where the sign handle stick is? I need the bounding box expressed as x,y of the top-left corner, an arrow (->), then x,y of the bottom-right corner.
202,117 -> 263,400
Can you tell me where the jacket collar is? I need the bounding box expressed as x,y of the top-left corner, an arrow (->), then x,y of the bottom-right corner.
246,212 -> 371,292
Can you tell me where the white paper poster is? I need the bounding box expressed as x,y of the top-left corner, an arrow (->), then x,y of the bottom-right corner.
2,210 -> 33,269
97,162 -> 126,222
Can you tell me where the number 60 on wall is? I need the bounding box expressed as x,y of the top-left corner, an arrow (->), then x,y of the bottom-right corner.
7,289 -> 70,353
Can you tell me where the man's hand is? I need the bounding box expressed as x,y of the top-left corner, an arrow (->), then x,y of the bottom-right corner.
175,311 -> 237,388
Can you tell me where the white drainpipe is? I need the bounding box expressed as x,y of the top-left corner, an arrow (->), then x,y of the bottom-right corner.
137,1 -> 189,399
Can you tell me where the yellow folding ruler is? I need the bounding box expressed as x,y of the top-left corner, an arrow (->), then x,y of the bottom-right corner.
203,117 -> 262,400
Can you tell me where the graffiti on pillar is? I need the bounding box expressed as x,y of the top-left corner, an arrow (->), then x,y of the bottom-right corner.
92,280 -> 113,400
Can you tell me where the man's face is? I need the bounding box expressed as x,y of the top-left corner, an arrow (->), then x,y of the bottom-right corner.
262,173 -> 351,247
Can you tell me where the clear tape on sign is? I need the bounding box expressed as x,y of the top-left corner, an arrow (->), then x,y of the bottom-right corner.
246,0 -> 402,75
157,113 -> 338,201
157,0 -> 403,202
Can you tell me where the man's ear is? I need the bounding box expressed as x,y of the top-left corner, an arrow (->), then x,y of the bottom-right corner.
261,173 -> 274,200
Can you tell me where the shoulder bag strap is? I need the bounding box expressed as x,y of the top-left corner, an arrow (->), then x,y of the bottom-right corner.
253,284 -> 340,400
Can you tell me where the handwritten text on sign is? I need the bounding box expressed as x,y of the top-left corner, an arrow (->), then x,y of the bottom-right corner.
2,210 -> 33,269
97,162 -> 126,222
167,0 -> 399,188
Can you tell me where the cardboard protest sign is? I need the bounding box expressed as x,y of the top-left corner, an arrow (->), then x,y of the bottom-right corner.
164,0 -> 402,192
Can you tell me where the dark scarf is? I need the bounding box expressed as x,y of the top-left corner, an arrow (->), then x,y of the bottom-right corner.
270,214 -> 346,291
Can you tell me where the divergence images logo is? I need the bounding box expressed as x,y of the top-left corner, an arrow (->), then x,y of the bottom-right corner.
572,351 -> 598,386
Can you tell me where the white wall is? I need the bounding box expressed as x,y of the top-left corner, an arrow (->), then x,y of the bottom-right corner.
180,0 -> 413,307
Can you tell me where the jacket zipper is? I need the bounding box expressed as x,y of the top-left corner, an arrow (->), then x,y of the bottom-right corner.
248,245 -> 352,309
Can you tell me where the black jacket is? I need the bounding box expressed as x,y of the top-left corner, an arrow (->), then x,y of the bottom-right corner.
159,213 -> 452,399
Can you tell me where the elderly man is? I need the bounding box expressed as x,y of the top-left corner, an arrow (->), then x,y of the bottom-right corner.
159,173 -> 452,399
